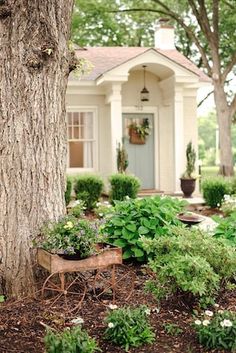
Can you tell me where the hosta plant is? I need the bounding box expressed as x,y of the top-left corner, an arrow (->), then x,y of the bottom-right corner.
100,196 -> 186,262
104,305 -> 155,352
193,309 -> 236,351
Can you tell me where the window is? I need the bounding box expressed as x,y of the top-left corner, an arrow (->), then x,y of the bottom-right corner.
67,111 -> 95,169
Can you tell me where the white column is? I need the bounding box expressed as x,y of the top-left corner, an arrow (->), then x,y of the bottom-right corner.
106,83 -> 123,173
173,87 -> 184,192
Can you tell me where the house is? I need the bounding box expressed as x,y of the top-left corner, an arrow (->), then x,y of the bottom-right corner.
66,21 -> 210,193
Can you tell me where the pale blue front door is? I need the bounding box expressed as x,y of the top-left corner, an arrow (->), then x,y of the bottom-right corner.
123,113 -> 154,189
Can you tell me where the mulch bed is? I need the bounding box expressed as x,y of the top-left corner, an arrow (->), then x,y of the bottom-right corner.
0,263 -> 235,353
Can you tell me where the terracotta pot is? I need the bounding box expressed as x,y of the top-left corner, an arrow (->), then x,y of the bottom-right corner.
180,178 -> 196,198
129,128 -> 145,145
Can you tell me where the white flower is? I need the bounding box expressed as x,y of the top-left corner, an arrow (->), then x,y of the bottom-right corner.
214,304 -> 219,308
108,322 -> 114,328
218,310 -> 224,314
220,319 -> 233,328
144,308 -> 151,315
104,201 -> 110,205
70,317 -> 84,325
202,320 -> 210,326
108,304 -> 118,310
194,320 -> 202,326
205,310 -> 214,317
152,307 -> 160,314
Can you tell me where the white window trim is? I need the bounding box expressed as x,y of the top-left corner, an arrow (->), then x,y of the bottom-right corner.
66,106 -> 98,174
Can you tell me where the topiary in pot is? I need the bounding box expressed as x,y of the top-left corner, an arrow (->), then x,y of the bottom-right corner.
180,142 -> 197,198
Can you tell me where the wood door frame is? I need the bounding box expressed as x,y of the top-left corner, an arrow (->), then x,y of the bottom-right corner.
122,106 -> 160,190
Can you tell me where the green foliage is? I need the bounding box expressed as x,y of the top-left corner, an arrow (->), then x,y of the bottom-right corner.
65,178 -> 72,206
0,295 -> 5,303
100,196 -> 186,261
104,305 -> 155,352
94,201 -> 114,219
201,178 -> 231,208
68,200 -> 86,218
44,326 -> 100,353
38,216 -> 98,258
129,118 -> 151,141
193,310 -> 236,351
74,174 -> 104,210
220,194 -> 236,216
163,323 -> 183,336
182,141 -> 196,178
117,142 -> 128,174
142,227 -> 236,303
213,212 -> 236,246
109,174 -> 140,202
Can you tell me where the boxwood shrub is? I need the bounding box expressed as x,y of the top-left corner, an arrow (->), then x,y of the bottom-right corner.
202,178 -> 231,208
74,174 -> 104,210
109,174 -> 140,202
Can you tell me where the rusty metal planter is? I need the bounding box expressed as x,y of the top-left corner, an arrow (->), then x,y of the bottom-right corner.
37,245 -> 134,313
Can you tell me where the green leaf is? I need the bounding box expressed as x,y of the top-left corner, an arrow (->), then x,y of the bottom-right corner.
123,249 -> 133,259
133,248 -> 144,258
126,223 -> 136,232
138,226 -> 149,235
113,239 -> 127,248
0,295 -> 4,303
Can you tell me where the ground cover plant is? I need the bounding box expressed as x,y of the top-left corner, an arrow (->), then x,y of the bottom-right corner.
44,326 -> 100,353
100,196 -> 186,261
193,309 -> 236,351
104,305 -> 155,351
142,226 -> 236,305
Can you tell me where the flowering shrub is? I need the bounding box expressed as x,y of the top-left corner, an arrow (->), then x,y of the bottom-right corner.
193,309 -> 236,351
39,216 -> 98,258
44,326 -> 100,353
220,194 -> 236,216
104,305 -> 155,351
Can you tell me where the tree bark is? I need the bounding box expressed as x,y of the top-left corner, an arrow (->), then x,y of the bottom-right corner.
0,0 -> 74,298
213,80 -> 234,176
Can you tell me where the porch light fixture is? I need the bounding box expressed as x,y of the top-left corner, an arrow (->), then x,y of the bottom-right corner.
140,65 -> 149,102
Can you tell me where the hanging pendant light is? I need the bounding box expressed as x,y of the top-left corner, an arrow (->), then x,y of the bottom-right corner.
140,65 -> 149,102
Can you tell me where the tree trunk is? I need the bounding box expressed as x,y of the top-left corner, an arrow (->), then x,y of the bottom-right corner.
213,81 -> 234,176
0,0 -> 74,298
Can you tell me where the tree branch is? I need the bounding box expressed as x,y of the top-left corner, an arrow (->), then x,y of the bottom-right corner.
114,1 -> 212,75
197,90 -> 214,107
222,53 -> 236,82
212,0 -> 219,48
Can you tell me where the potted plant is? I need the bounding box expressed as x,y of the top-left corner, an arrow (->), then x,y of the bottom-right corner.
36,215 -> 98,260
180,142 -> 197,198
128,118 -> 151,144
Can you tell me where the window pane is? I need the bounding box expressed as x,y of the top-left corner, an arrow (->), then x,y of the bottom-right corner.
74,127 -> 80,139
68,126 -> 73,139
69,142 -> 83,168
68,112 -> 72,125
73,112 -> 80,126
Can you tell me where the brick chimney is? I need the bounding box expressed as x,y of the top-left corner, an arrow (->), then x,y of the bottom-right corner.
154,19 -> 175,50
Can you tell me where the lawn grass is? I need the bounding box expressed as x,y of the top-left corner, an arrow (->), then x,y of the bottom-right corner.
201,166 -> 236,179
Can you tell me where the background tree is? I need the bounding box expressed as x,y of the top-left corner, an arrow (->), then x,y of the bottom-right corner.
0,0 -> 75,298
72,0 -> 236,176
